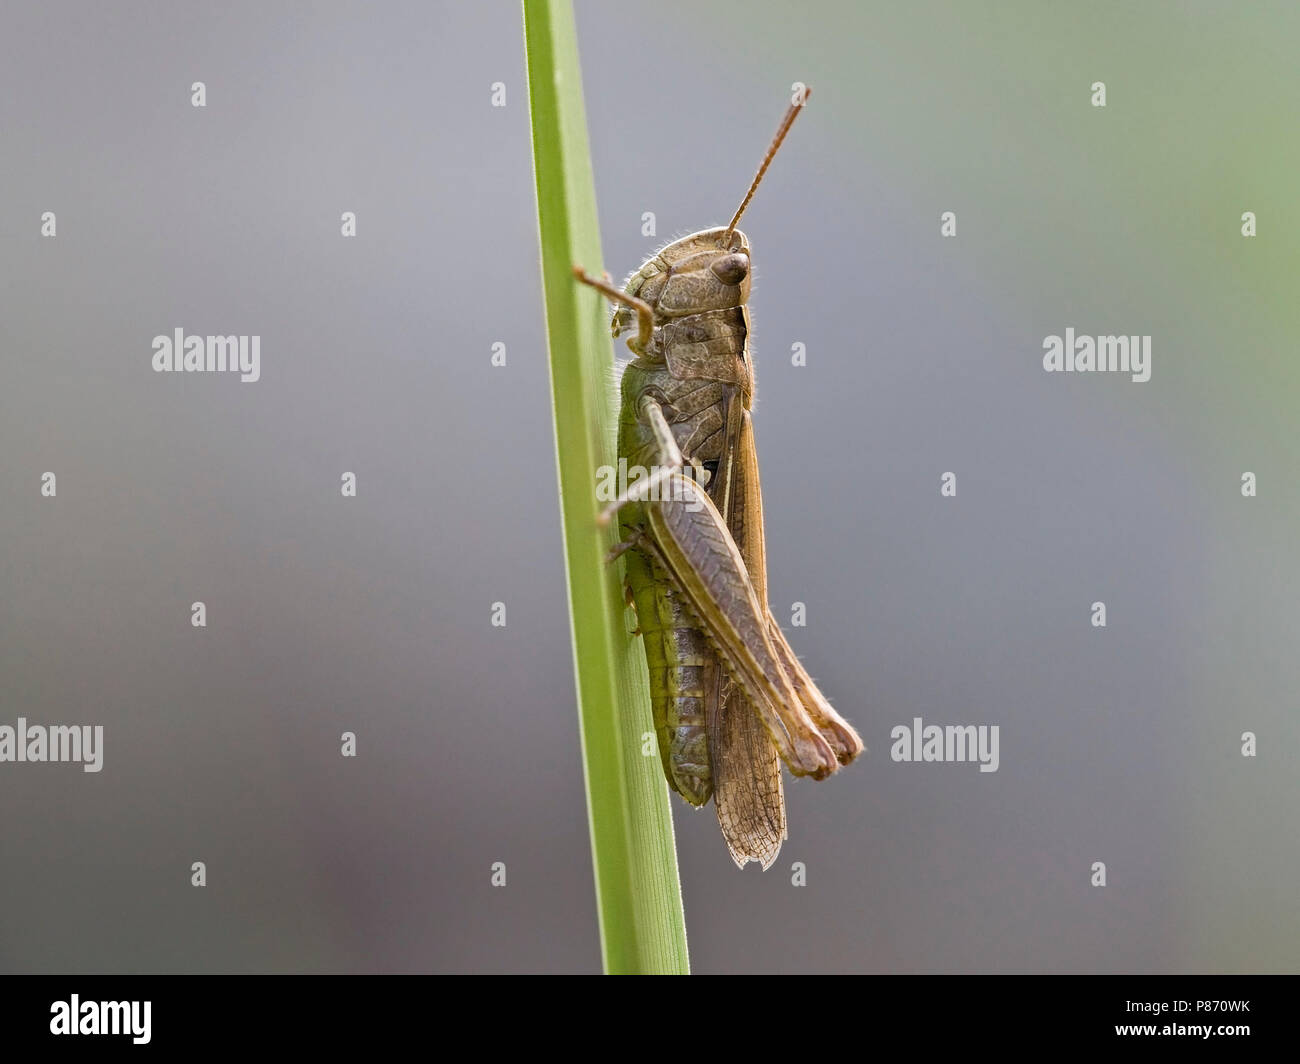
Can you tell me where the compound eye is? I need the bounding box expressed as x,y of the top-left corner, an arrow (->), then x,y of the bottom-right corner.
710,252 -> 750,286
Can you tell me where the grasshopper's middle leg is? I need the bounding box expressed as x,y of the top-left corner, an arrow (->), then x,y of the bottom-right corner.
597,395 -> 698,531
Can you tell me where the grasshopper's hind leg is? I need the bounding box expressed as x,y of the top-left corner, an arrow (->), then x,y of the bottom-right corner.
642,476 -> 840,780
762,609 -> 863,765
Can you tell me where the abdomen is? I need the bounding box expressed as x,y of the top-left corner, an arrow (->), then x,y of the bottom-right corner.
622,544 -> 715,806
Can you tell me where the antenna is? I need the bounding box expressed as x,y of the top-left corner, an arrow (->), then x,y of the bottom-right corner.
724,86 -> 812,241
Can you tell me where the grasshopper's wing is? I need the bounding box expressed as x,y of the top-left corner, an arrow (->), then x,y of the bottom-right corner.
706,409 -> 862,867
709,670 -> 785,868
706,399 -> 786,868
731,407 -> 864,766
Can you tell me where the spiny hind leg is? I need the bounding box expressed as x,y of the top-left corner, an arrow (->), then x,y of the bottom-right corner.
646,476 -> 839,779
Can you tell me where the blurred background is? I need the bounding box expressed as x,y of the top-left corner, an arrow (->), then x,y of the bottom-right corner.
0,0 -> 1296,973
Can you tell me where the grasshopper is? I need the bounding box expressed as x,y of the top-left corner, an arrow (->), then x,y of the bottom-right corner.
574,87 -> 862,869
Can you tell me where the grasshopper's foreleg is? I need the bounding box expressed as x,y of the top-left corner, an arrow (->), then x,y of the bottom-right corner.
573,265 -> 654,355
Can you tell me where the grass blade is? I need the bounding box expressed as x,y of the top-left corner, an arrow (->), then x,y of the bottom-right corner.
522,0 -> 690,975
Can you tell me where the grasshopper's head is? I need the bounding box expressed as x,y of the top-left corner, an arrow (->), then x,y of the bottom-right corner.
612,88 -> 810,341
615,227 -> 751,335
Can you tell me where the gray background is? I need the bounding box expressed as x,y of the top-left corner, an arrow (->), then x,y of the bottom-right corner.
1,0 -> 1296,973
